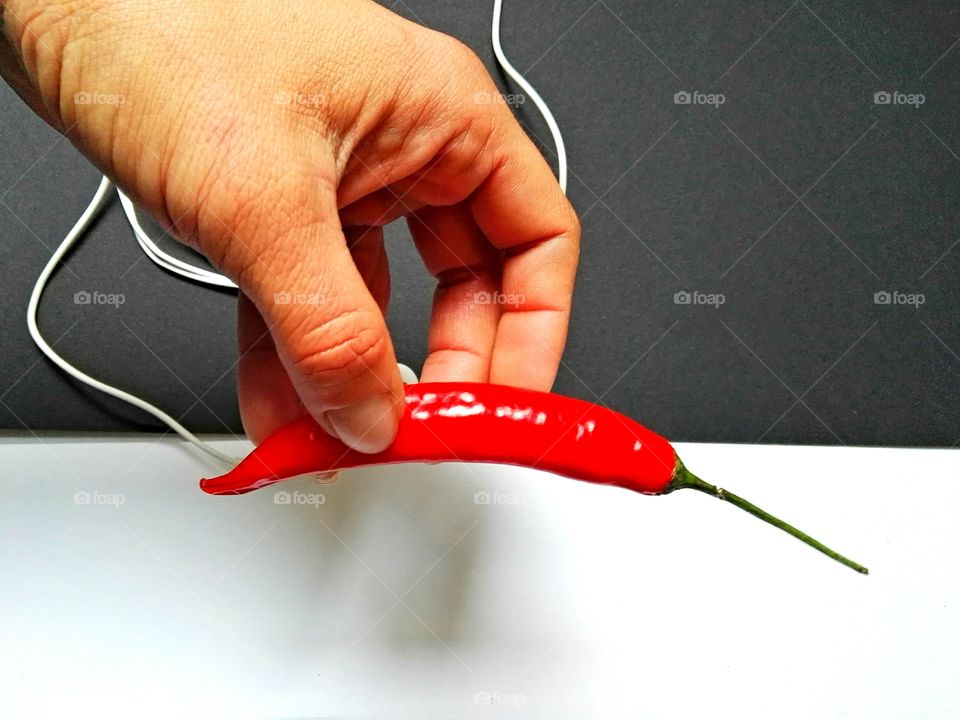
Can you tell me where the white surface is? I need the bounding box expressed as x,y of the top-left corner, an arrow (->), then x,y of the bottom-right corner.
0,435 -> 956,719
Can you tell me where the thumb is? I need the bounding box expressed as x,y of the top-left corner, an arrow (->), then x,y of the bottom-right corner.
218,173 -> 403,453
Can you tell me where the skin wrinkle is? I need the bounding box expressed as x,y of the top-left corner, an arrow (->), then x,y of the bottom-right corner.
425,345 -> 488,362
403,115 -> 493,205
285,312 -> 395,407
329,77 -> 374,174
435,261 -> 500,289
211,182 -> 331,294
346,225 -> 390,312
337,35 -> 479,205
14,0 -> 105,125
381,94 -> 442,180
312,13 -> 380,166
0,34 -> 55,123
148,114 -> 178,232
338,14 -> 436,151
342,110 -> 497,227
49,16 -> 69,123
170,116 -> 248,253
133,57 -> 200,229
138,112 -> 242,253
340,110 -> 453,208
294,6 -> 419,167
14,6 -> 55,98
233,168 -> 345,287
291,310 -> 388,380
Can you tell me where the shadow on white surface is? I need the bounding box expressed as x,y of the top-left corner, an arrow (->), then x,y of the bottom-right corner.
0,436 -> 957,718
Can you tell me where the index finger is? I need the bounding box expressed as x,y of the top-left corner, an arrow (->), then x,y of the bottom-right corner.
469,126 -> 580,391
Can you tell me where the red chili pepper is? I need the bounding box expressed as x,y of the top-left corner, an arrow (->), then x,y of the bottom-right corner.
201,382 -> 867,574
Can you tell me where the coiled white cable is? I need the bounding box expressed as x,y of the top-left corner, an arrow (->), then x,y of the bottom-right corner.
116,190 -> 237,289
26,0 -> 565,467
27,176 -> 239,465
492,0 -> 568,193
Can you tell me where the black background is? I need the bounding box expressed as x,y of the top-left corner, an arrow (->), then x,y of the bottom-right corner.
1,1 -> 958,446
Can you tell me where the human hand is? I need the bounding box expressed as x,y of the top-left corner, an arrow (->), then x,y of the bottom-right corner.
0,0 -> 580,452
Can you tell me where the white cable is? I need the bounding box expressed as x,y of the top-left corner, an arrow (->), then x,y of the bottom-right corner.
27,175 -> 239,466
492,0 -> 568,193
117,190 -> 237,289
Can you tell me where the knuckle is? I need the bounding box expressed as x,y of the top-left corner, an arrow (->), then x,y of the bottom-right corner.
424,31 -> 487,81
8,1 -> 77,63
566,203 -> 582,240
447,35 -> 486,75
287,307 -> 389,388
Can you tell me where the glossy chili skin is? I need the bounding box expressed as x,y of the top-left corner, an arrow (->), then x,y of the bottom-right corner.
200,383 -> 679,496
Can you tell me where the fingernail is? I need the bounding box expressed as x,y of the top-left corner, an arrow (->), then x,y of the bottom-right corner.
325,393 -> 399,454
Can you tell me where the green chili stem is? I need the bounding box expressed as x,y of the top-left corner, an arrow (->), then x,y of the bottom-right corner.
666,461 -> 868,575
